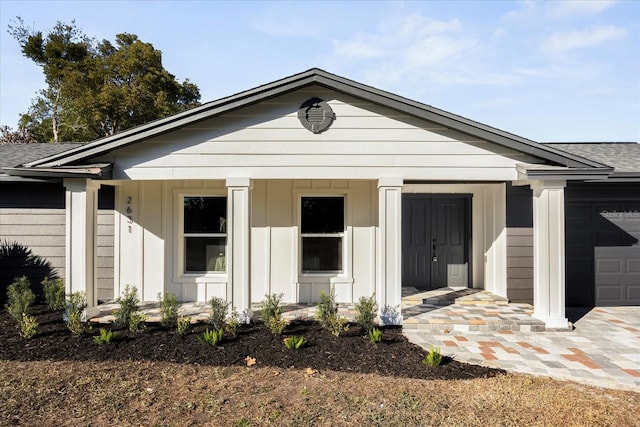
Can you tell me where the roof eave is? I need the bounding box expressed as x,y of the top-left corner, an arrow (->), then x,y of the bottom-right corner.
585,172 -> 640,183
3,163 -> 113,180
518,166 -> 614,181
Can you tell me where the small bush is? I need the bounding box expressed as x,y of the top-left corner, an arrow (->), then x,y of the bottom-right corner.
422,345 -> 443,367
368,327 -> 383,344
316,289 -> 338,329
225,308 -> 240,338
355,294 -> 377,333
268,310 -> 286,335
20,313 -> 38,339
260,293 -> 283,330
93,328 -> 118,345
115,285 -> 139,328
208,297 -> 230,331
283,335 -> 306,349
198,328 -> 224,346
42,277 -> 65,311
176,316 -> 191,335
65,291 -> 89,336
159,292 -> 179,328
327,313 -> 349,337
5,276 -> 35,323
129,312 -> 147,333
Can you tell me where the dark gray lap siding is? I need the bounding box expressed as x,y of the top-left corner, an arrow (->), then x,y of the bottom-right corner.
0,183 -> 115,301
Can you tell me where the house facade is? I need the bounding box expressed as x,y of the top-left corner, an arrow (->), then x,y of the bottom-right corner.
3,69 -> 638,328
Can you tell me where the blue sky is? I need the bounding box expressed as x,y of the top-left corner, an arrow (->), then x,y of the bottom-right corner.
1,0 -> 638,142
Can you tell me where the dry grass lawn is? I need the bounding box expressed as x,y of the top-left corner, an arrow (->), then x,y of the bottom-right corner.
1,360 -> 638,426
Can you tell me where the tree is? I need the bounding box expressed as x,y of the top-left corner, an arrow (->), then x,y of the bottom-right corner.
8,18 -> 201,143
0,125 -> 38,144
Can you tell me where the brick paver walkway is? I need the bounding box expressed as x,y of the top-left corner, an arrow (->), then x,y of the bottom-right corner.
405,306 -> 640,391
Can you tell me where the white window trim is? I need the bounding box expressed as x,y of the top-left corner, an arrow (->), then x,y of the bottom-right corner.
294,192 -> 350,278
174,189 -> 228,283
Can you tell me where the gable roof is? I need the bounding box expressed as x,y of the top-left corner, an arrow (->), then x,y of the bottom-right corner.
18,68 -> 607,172
548,142 -> 640,181
0,143 -> 82,181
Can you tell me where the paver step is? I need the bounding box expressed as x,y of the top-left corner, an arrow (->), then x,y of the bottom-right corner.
454,292 -> 509,306
404,288 -> 509,307
403,317 -> 548,332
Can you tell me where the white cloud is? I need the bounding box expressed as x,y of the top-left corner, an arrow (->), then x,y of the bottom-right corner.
541,25 -> 627,53
501,0 -> 617,23
515,64 -> 600,80
545,0 -> 617,19
500,1 -> 538,23
329,14 -> 490,89
333,40 -> 382,60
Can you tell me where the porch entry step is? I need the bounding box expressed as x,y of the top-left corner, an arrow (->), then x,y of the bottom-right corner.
403,313 -> 547,333
402,287 -> 509,307
401,287 -> 571,332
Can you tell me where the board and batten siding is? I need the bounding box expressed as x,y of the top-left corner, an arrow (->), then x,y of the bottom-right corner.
94,87 -> 542,182
112,179 -> 377,304
0,183 -> 115,301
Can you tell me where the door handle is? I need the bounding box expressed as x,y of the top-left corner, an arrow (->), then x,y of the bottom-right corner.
432,238 -> 438,262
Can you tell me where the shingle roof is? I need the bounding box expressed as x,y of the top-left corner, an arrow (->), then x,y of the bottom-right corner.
0,143 -> 82,179
548,143 -> 640,174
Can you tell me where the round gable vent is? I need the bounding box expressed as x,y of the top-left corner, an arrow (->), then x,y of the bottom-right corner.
298,97 -> 335,134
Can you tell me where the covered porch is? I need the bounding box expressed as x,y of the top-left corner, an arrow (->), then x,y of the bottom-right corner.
62,175 -> 574,330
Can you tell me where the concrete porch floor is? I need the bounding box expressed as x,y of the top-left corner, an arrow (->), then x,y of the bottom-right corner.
91,287 -> 552,331
401,287 -> 554,332
89,300 -> 360,324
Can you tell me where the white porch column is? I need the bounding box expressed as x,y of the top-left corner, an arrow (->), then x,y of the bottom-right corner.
377,177 -> 403,325
532,180 -> 569,329
64,178 -> 100,308
227,177 -> 252,318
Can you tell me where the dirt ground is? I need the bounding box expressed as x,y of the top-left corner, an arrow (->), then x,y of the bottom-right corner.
0,305 -> 502,380
1,306 -> 639,426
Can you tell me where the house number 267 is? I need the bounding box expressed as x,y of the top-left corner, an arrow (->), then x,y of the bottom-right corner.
126,196 -> 133,233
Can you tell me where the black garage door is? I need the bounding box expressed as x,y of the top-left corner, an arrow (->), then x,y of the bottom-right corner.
565,183 -> 640,306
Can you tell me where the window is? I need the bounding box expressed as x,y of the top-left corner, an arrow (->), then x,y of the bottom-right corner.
301,196 -> 344,272
183,196 -> 226,273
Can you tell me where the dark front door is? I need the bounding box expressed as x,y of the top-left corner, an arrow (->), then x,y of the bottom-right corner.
402,194 -> 470,290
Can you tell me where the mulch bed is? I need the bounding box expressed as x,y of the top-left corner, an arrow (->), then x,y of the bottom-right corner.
0,305 -> 504,380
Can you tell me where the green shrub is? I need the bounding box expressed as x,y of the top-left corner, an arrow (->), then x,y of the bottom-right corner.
5,276 -> 35,323
368,327 -> 383,344
225,308 -> 240,338
42,277 -> 66,311
208,297 -> 230,331
129,312 -> 147,333
422,345 -> 443,367
176,316 -> 191,335
198,328 -> 224,346
283,335 -> 306,349
268,310 -> 286,335
260,293 -> 283,330
316,289 -> 337,329
114,285 -> 139,328
158,292 -> 179,328
355,294 -> 377,333
327,313 -> 349,337
20,313 -> 38,339
93,328 -> 118,345
65,291 -> 89,336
